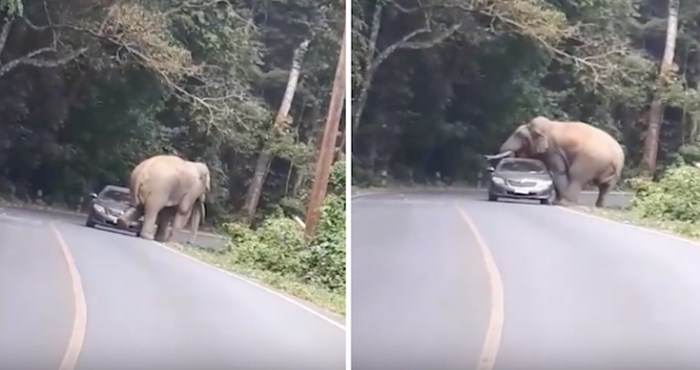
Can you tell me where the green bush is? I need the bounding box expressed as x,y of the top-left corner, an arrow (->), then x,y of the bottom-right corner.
303,193 -> 346,292
222,193 -> 346,293
221,158 -> 346,293
225,218 -> 306,275
329,159 -> 346,195
631,165 -> 700,222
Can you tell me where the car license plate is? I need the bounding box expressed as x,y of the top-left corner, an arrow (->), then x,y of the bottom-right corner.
513,188 -> 529,195
106,215 -> 118,224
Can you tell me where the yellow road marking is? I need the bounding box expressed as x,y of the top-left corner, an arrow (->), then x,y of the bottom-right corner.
453,205 -> 505,370
50,222 -> 87,370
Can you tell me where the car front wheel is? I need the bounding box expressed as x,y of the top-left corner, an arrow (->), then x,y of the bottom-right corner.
488,193 -> 498,201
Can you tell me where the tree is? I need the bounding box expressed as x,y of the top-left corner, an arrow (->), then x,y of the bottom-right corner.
351,0 -> 459,135
242,38 -> 311,225
640,0 -> 680,177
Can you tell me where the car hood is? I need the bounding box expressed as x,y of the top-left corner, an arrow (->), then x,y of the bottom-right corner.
97,199 -> 131,212
495,171 -> 552,182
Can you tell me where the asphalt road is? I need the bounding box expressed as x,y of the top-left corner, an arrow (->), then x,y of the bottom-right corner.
0,207 -> 345,370
351,190 -> 700,370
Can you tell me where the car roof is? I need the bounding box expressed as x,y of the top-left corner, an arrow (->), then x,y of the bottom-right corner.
499,157 -> 545,165
101,185 -> 130,193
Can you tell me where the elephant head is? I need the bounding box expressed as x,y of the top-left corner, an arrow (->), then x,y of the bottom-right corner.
485,116 -> 570,200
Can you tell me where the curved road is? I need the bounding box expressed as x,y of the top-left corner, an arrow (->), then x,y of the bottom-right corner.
352,190 -> 700,370
0,207 -> 345,370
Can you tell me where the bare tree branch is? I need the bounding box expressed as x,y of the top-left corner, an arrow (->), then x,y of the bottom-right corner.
0,46 -> 88,77
0,19 -> 12,56
164,0 -> 226,16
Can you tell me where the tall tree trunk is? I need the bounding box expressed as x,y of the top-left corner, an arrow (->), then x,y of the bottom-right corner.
351,4 -> 382,135
242,39 -> 311,225
640,0 -> 680,177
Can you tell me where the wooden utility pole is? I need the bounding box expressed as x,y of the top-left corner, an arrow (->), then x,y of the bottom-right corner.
304,26 -> 346,239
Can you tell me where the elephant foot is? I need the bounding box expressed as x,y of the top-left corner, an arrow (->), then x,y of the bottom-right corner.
154,225 -> 173,243
553,199 -> 576,207
140,232 -> 155,240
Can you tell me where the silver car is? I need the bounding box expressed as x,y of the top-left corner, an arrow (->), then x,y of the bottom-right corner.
487,158 -> 555,205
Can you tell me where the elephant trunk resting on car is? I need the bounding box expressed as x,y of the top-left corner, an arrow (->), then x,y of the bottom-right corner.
485,116 -> 625,208
116,155 -> 210,243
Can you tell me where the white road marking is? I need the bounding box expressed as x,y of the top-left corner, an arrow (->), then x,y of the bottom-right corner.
154,241 -> 346,331
454,205 -> 505,370
557,206 -> 700,248
50,222 -> 88,370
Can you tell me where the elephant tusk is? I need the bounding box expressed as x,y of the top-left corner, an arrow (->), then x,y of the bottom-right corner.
484,151 -> 513,160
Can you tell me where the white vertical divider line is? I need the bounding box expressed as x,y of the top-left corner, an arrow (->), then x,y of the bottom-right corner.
344,0 -> 353,367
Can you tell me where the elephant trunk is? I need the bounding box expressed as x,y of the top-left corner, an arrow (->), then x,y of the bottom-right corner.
484,150 -> 514,161
187,200 -> 205,245
116,206 -> 143,230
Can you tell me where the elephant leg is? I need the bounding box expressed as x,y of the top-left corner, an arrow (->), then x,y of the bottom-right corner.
595,178 -> 617,208
140,203 -> 161,240
595,183 -> 610,208
550,171 -> 569,203
154,207 -> 176,242
173,210 -> 190,230
563,180 -> 583,205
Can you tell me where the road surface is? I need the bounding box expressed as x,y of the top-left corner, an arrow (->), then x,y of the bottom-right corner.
0,207 -> 345,370
352,190 -> 700,370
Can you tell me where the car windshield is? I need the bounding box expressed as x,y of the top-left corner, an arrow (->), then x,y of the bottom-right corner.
498,160 -> 546,173
100,189 -> 130,203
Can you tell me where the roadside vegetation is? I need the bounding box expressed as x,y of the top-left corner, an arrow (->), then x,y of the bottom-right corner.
584,161 -> 700,241
174,160 -> 346,315
0,0 -> 345,311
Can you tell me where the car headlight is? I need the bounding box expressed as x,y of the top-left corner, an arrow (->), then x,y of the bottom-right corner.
93,204 -> 106,213
492,177 -> 505,185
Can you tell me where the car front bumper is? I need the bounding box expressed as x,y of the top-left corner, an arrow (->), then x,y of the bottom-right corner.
489,182 -> 554,200
88,209 -> 142,230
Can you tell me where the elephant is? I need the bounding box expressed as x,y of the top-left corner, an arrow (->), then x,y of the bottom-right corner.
485,116 -> 625,208
116,155 -> 210,243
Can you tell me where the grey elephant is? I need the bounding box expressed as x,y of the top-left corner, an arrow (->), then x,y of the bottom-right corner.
117,155 -> 210,242
485,116 -> 625,207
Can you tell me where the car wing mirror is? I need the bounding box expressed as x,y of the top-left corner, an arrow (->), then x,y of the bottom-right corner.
486,166 -> 495,173
89,193 -> 98,199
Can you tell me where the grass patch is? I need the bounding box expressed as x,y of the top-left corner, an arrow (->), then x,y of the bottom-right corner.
168,242 -> 345,316
576,206 -> 700,243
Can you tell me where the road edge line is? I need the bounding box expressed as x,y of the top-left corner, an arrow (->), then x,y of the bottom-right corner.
50,222 -> 88,370
453,205 -> 505,370
556,206 -> 700,248
153,241 -> 346,331
351,191 -> 383,199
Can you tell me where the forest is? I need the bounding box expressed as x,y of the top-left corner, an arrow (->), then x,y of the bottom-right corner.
351,0 -> 700,187
0,0 -> 345,313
